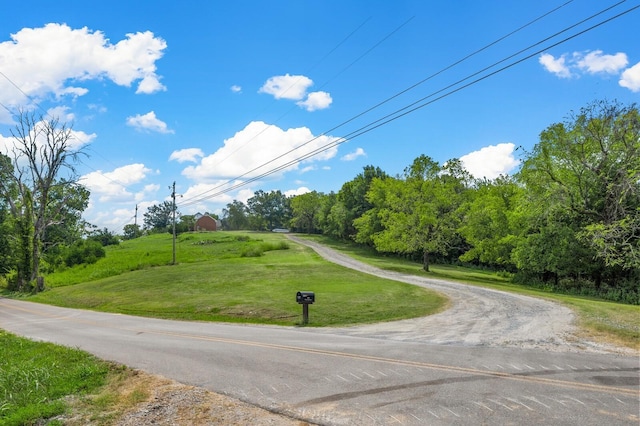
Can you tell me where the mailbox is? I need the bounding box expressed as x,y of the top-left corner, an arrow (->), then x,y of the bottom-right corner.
296,291 -> 315,304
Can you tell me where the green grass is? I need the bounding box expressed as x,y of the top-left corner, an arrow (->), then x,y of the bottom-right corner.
0,330 -> 111,426
26,232 -> 446,326
299,235 -> 640,349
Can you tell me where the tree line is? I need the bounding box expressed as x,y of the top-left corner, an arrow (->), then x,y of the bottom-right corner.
220,101 -> 640,304
1,101 -> 637,303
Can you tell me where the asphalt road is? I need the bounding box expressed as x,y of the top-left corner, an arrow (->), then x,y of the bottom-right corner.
1,298 -> 638,425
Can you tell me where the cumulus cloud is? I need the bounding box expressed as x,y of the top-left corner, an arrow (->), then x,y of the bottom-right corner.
230,85 -> 242,93
539,53 -> 572,78
0,23 -> 167,121
259,74 -> 332,111
459,143 -> 520,180
169,148 -> 204,163
284,187 -> 311,197
80,163 -> 152,202
297,91 -> 332,112
0,119 -> 95,155
181,121 -> 340,181
259,74 -> 313,100
341,147 -> 366,161
620,62 -> 640,92
540,50 -> 637,93
126,111 -> 173,134
577,50 -> 628,74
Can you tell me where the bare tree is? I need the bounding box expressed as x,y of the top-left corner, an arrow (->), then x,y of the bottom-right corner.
0,110 -> 87,291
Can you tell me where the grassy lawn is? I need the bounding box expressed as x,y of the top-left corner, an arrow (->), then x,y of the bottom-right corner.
25,232 -> 446,326
300,234 -> 640,350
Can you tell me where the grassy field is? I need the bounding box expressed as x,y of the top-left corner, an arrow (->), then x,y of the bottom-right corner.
26,232 -> 446,326
300,234 -> 640,349
0,330 -> 158,426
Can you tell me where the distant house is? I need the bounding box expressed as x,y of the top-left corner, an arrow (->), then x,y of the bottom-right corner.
194,214 -> 221,231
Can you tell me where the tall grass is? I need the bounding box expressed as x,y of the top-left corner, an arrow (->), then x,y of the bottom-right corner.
0,331 -> 111,425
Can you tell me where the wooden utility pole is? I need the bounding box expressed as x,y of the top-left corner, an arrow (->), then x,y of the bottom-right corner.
171,182 -> 176,265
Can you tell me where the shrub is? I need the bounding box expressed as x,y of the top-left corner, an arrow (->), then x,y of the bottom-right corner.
64,240 -> 106,267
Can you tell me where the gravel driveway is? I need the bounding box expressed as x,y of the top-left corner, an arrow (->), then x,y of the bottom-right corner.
288,236 -> 623,354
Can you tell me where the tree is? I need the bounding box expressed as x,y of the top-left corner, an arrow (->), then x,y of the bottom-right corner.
290,191 -> 322,233
516,100 -> 639,289
458,176 -> 521,268
330,165 -> 388,239
222,200 -> 249,230
356,155 -> 468,271
143,201 -> 176,232
87,227 -> 120,246
122,224 -> 143,240
246,190 -> 291,230
0,111 -> 88,291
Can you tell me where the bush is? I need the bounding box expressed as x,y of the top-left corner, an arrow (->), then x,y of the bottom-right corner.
64,240 -> 106,267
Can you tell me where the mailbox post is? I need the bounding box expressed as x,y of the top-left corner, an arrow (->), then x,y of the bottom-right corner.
296,291 -> 315,325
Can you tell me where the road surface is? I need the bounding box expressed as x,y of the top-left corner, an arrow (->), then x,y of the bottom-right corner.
1,239 -> 638,425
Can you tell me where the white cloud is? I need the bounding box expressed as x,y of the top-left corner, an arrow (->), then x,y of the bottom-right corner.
341,147 -> 366,161
460,143 -> 520,180
539,53 -> 572,78
126,111 -> 173,134
0,23 -> 167,117
577,50 -> 628,74
231,85 -> 242,93
259,74 -> 313,100
0,118 -> 95,155
284,187 -> 311,197
540,50 -> 638,93
620,62 -> 640,92
47,106 -> 75,122
80,163 -> 152,202
259,74 -> 332,111
169,148 -> 204,163
182,121 -> 340,181
297,91 -> 332,111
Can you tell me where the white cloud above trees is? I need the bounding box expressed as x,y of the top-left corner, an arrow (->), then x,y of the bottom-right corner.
0,23 -> 167,123
620,62 -> 640,92
80,163 -> 153,202
181,121 -> 339,181
459,143 -> 520,180
539,49 -> 638,92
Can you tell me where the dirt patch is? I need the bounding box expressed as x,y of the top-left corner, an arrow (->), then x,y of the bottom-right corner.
116,376 -> 308,426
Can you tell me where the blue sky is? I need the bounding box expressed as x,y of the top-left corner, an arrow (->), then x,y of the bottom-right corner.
0,1 -> 638,232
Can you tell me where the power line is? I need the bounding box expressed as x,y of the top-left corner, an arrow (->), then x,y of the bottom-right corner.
178,0 -> 621,207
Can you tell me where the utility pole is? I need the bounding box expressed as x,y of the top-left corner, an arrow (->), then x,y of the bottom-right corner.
134,204 -> 138,228
171,182 -> 176,265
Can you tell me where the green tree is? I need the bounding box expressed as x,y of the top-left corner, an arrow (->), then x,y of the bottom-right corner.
331,165 -> 388,239
516,100 -> 639,289
122,224 -> 143,240
290,191 -> 322,233
143,201 -> 176,232
222,200 -> 249,230
247,190 -> 291,230
0,111 -> 88,291
458,176 -> 521,268
356,155 -> 468,271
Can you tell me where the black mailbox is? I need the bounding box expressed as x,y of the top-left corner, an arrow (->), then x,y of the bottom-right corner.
296,291 -> 315,304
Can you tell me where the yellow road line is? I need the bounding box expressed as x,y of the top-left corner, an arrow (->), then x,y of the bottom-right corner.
2,299 -> 638,397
